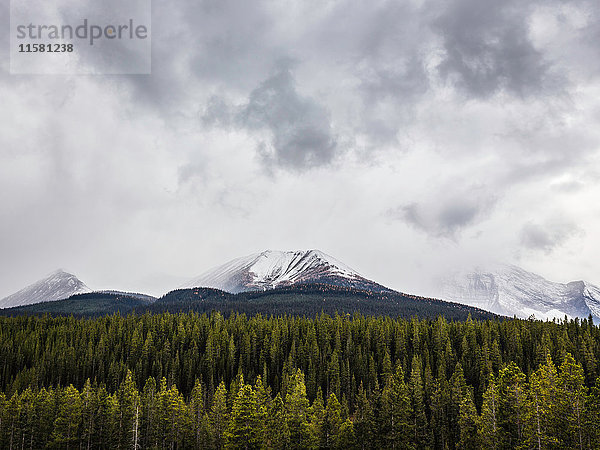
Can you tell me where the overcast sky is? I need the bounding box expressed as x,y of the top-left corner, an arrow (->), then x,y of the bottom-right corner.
1,0 -> 600,297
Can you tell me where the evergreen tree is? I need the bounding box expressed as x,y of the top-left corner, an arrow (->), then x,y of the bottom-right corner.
458,388 -> 479,450
353,382 -> 374,449
479,376 -> 500,449
189,378 -> 209,448
524,353 -> 560,449
409,355 -> 431,448
225,382 -> 259,449
284,369 -> 311,449
558,353 -> 587,449
336,418 -> 357,449
308,387 -> 325,448
51,384 -> 82,449
211,381 -> 229,449
497,361 -> 526,448
266,393 -> 290,449
322,393 -> 343,448
379,364 -> 413,449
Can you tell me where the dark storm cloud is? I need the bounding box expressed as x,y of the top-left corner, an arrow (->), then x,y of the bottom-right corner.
434,0 -> 553,97
519,221 -> 582,253
199,66 -> 337,171
239,67 -> 337,170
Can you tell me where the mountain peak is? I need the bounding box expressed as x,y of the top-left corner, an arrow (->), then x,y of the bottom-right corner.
0,270 -> 92,309
437,264 -> 600,321
181,249 -> 388,294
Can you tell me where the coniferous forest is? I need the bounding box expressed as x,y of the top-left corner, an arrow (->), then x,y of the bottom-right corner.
1,312 -> 600,449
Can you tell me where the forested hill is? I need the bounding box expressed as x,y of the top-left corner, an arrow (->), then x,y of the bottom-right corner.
0,283 -> 498,321
1,312 -> 600,448
0,292 -> 150,317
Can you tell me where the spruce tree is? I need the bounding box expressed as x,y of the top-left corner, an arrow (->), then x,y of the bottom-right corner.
409,355 -> 431,448
479,376 -> 501,449
558,353 -> 587,449
225,383 -> 259,449
497,361 -> 526,448
211,381 -> 229,449
458,388 -> 479,450
284,369 -> 311,449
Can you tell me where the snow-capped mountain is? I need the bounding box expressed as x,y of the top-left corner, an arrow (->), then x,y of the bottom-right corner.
181,249 -> 391,293
437,264 -> 600,321
0,269 -> 92,309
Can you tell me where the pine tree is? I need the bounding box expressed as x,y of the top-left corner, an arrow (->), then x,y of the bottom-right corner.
479,376 -> 500,449
336,418 -> 357,449
51,384 -> 82,449
497,361 -> 526,448
117,370 -> 141,449
81,379 -> 98,450
284,369 -> 311,449
225,383 -> 259,449
308,387 -> 325,448
409,355 -> 431,448
189,378 -> 209,448
253,375 -> 270,446
379,364 -> 413,449
141,377 -> 158,448
430,378 -> 449,449
266,393 -> 290,449
211,381 -> 229,449
558,353 -> 587,449
353,382 -> 374,449
322,393 -> 343,448
524,353 -> 560,449
586,376 -> 600,448
449,363 -> 468,447
458,388 -> 479,450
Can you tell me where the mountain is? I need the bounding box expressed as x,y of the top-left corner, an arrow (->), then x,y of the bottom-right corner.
181,249 -> 391,293
0,269 -> 92,309
437,264 -> 600,321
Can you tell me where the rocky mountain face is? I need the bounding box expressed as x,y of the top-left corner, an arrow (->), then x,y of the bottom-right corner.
437,264 -> 600,321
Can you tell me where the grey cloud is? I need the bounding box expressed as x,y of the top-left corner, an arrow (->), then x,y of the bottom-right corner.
317,1 -> 431,143
201,95 -> 235,128
389,186 -> 497,239
519,221 -> 582,253
200,67 -> 337,171
435,0 -> 553,98
124,0 -> 280,111
240,67 -> 337,170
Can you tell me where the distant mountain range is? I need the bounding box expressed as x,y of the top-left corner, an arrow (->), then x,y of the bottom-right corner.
436,264 -> 600,322
1,251 -> 599,322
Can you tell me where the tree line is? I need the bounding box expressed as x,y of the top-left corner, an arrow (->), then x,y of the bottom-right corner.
1,312 -> 600,448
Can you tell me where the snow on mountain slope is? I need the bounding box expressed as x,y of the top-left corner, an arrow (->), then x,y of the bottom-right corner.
0,269 -> 92,308
437,264 -> 600,321
181,250 -> 390,293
